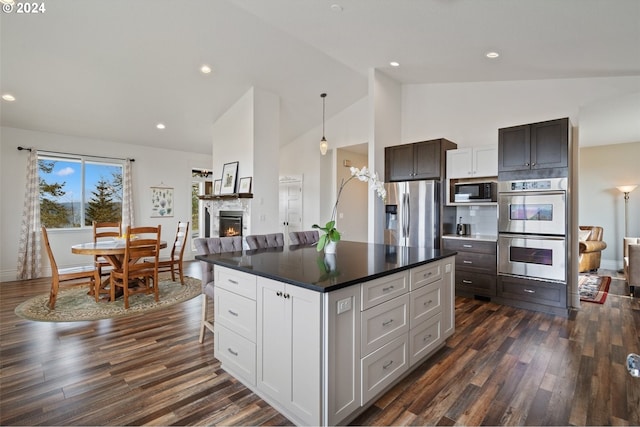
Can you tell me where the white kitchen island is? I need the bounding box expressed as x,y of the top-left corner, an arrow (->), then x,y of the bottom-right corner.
196,241 -> 456,426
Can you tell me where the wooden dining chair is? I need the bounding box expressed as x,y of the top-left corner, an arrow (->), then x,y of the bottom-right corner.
92,221 -> 122,301
155,221 -> 189,285
110,225 -> 161,309
42,226 -> 99,310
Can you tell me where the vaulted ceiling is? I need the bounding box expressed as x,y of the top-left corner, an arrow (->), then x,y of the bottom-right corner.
1,0 -> 639,154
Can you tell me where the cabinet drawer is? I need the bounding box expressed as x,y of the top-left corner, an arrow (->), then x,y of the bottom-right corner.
361,294 -> 410,357
215,324 -> 256,386
361,335 -> 409,404
410,262 -> 442,291
455,252 -> 496,273
215,288 -> 256,342
361,271 -> 408,310
497,276 -> 566,308
456,271 -> 496,297
409,312 -> 442,366
216,267 -> 256,300
410,280 -> 442,328
442,239 -> 496,255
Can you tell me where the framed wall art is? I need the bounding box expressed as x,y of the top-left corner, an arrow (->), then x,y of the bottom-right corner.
238,177 -> 252,193
220,161 -> 239,194
213,179 -> 222,195
151,186 -> 174,217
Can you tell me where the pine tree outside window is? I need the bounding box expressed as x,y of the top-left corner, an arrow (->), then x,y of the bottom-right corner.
38,154 -> 123,229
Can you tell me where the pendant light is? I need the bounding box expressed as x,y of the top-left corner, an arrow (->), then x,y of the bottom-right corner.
320,93 -> 328,155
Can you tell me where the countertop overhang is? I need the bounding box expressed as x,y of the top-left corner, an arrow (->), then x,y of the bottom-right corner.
196,241 -> 457,292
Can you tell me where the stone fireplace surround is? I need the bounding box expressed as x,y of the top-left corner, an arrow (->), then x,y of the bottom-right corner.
202,198 -> 251,238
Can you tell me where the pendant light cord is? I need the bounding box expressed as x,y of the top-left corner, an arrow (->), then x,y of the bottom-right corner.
321,93 -> 327,140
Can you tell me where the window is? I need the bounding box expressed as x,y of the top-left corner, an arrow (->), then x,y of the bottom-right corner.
38,154 -> 123,228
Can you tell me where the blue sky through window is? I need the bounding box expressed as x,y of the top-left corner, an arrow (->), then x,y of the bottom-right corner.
42,158 -> 122,202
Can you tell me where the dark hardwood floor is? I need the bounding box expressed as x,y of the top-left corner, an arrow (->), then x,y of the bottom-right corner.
1,263 -> 638,426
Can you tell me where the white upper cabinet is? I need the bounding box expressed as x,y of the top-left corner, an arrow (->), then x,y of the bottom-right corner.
446,145 -> 498,179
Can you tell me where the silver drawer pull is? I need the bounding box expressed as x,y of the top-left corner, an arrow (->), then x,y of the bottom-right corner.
423,334 -> 432,342
423,272 -> 432,278
382,319 -> 394,327
228,309 -> 239,316
524,289 -> 536,294
382,285 -> 395,292
463,260 -> 473,264
424,299 -> 433,306
383,360 -> 394,370
227,348 -> 238,356
462,280 -> 473,284
463,244 -> 473,248
228,279 -> 239,284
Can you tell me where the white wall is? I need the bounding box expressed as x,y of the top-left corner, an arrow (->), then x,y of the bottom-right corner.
0,126 -> 212,282
211,87 -> 280,235
401,76 -> 640,147
280,97 -> 370,232
579,142 -> 640,270
369,69 -> 402,243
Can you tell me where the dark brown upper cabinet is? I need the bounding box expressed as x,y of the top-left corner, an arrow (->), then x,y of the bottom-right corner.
385,138 -> 456,182
498,118 -> 569,179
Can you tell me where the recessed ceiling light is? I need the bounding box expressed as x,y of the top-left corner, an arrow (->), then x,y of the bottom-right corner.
156,123 -> 166,130
200,65 -> 212,74
2,93 -> 16,102
390,61 -> 400,67
330,4 -> 343,12
486,51 -> 500,59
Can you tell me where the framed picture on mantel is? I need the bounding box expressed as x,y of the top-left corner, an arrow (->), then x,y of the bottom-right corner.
220,161 -> 238,194
238,177 -> 252,193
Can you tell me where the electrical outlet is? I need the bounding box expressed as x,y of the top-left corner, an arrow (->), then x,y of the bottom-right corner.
337,297 -> 352,314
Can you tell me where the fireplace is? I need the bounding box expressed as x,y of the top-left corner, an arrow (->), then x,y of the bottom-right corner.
219,210 -> 243,237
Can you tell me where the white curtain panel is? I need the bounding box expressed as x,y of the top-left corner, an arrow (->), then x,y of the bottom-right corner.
17,149 -> 41,279
121,159 -> 134,230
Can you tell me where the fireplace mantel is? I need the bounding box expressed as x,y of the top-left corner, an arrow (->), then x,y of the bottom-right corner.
198,193 -> 253,201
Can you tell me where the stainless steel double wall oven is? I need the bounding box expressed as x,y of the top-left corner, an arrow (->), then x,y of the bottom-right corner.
497,177 -> 568,283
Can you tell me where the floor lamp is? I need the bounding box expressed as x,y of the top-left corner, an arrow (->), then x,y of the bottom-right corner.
616,184 -> 638,239
617,185 -> 639,377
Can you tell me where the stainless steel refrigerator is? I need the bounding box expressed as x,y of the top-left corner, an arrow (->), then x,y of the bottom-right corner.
384,180 -> 440,248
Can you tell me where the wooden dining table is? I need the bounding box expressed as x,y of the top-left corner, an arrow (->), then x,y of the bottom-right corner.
72,239 -> 167,300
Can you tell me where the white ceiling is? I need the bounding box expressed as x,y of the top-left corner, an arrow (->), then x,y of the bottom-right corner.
1,0 -> 639,154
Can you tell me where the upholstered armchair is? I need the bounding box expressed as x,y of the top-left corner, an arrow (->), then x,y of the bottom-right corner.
624,237 -> 640,296
578,226 -> 607,273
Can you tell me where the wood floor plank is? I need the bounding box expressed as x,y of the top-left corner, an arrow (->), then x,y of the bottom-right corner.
1,264 -> 639,426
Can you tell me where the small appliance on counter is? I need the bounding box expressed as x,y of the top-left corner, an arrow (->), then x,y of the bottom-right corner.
456,217 -> 470,235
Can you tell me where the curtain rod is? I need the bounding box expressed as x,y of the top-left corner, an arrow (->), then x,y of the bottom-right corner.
17,146 -> 135,162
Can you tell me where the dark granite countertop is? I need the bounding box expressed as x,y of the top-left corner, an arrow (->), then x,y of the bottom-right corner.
195,240 -> 457,293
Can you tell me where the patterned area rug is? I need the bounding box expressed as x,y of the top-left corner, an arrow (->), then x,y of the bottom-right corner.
578,274 -> 611,304
14,275 -> 201,322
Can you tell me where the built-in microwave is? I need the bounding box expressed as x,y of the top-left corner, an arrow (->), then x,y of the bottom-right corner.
453,181 -> 496,203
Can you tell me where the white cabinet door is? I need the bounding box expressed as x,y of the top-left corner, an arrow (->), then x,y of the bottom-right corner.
473,145 -> 498,177
256,277 -> 321,426
446,148 -> 473,179
446,146 -> 498,179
